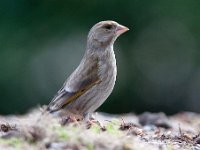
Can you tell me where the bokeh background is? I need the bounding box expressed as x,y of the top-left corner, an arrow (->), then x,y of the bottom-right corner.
1,0 -> 200,115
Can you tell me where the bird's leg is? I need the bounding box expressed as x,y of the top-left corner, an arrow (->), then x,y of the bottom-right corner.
84,112 -> 103,129
84,113 -> 105,131
60,115 -> 82,125
84,112 -> 97,122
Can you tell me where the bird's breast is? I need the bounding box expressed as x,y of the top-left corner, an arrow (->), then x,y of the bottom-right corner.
97,49 -> 117,93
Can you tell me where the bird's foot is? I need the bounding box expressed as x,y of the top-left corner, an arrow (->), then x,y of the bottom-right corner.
83,113 -> 104,130
86,118 -> 106,131
60,115 -> 83,125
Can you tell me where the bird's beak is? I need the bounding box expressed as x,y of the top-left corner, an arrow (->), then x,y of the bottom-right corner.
116,24 -> 129,35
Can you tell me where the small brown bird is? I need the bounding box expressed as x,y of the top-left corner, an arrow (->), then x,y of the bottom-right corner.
47,21 -> 129,120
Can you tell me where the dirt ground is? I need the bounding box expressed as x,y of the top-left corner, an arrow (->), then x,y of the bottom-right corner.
0,109 -> 200,150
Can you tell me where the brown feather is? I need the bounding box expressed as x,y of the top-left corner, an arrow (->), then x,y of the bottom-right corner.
47,57 -> 101,113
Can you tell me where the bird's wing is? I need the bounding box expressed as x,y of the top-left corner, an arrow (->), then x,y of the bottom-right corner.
47,57 -> 101,113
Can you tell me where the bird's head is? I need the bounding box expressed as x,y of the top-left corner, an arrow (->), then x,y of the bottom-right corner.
87,21 -> 129,50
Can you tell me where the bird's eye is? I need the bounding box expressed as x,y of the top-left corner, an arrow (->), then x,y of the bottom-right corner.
103,25 -> 112,30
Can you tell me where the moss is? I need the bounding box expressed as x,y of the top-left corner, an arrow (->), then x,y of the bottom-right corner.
53,126 -> 69,141
106,120 -> 122,136
166,143 -> 174,150
87,142 -> 94,150
0,137 -> 23,149
90,124 -> 101,133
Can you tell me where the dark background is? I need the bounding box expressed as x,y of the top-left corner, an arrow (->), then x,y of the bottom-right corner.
1,0 -> 200,115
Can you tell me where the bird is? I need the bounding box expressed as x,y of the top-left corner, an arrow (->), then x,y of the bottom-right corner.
46,20 -> 129,121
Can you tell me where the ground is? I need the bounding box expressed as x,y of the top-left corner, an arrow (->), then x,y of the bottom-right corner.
0,109 -> 200,150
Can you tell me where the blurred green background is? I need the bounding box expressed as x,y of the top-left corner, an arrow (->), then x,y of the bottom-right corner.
0,0 -> 200,115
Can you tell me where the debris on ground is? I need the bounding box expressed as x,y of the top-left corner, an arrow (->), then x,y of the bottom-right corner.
0,109 -> 200,150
